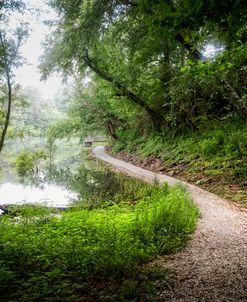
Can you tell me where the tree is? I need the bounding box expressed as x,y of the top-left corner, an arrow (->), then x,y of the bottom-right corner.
0,0 -> 28,153
41,0 -> 247,137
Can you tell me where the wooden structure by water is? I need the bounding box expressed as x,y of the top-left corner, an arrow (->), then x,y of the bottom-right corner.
83,136 -> 107,147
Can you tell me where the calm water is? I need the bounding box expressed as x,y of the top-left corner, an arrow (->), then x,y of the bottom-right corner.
0,138 -> 143,210
0,138 -> 86,208
0,182 -> 77,208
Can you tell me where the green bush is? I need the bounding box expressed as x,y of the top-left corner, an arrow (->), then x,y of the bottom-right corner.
231,163 -> 247,180
14,151 -> 34,177
228,132 -> 247,157
0,184 -> 198,301
199,137 -> 220,156
138,133 -> 166,157
199,130 -> 225,156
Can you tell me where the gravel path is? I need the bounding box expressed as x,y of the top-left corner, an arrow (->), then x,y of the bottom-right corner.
93,146 -> 247,302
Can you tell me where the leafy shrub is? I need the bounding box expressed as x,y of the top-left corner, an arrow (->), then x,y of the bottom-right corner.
199,137 -> 219,156
0,184 -> 198,301
228,131 -> 247,157
199,130 -> 225,156
231,163 -> 247,180
139,133 -> 167,157
14,151 -> 34,177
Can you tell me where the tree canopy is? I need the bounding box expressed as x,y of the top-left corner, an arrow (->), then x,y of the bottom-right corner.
41,0 -> 247,139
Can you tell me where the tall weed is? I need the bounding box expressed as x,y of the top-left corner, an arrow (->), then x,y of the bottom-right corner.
113,118 -> 247,182
0,184 -> 198,301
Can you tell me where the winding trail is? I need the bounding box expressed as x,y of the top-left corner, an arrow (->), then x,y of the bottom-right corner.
93,146 -> 247,302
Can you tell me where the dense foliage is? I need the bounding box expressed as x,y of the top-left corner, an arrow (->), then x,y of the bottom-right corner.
0,0 -> 29,153
38,0 -> 247,202
41,0 -> 247,140
0,181 -> 198,301
112,118 -> 247,203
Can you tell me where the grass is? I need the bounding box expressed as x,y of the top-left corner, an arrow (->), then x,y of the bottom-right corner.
112,117 -> 247,204
0,182 -> 198,301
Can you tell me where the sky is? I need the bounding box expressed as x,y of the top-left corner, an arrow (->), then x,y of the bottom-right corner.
15,0 -> 64,100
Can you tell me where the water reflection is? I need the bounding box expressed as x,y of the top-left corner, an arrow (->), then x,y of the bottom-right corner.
0,182 -> 77,207
0,161 -> 145,209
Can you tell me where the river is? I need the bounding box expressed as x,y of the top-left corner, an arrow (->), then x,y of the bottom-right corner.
0,138 -> 140,211
0,137 -> 88,209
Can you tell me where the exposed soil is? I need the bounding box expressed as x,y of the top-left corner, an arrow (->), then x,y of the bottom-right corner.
94,146 -> 247,302
107,147 -> 247,205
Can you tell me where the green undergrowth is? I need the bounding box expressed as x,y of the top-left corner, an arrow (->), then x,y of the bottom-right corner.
0,182 -> 198,301
113,118 -> 247,203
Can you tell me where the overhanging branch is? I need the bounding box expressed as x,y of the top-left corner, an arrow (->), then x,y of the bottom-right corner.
83,50 -> 165,123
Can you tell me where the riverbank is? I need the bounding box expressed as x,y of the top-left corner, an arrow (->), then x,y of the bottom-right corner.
0,157 -> 197,302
